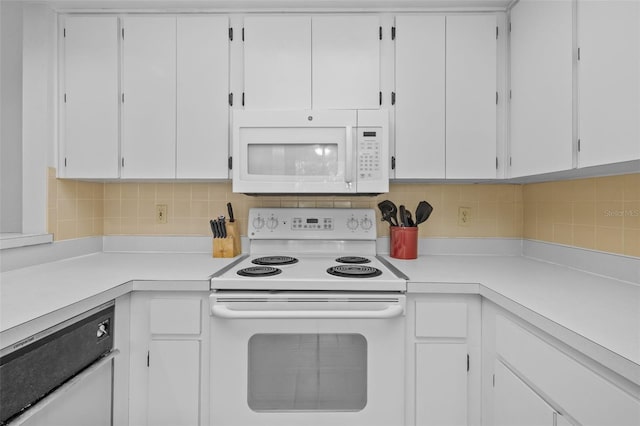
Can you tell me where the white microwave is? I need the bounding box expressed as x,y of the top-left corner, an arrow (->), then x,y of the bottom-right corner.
231,109 -> 389,194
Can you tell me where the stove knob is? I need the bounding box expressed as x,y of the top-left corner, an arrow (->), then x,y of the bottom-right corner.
252,217 -> 265,230
361,217 -> 373,230
266,217 -> 279,230
347,217 -> 359,230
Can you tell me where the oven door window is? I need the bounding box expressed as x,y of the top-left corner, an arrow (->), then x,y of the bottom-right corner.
247,333 -> 367,412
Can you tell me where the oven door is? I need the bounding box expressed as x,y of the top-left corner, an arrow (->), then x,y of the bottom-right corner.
232,110 -> 357,194
210,292 -> 405,426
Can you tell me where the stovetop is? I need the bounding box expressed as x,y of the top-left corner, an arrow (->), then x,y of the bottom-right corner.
211,208 -> 407,292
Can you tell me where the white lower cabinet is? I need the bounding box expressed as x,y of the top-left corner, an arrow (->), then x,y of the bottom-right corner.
484,302 -> 640,426
406,294 -> 481,426
129,293 -> 209,426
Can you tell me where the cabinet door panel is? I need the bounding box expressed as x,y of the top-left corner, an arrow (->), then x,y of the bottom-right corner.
148,340 -> 200,426
494,360 -> 554,426
446,15 -> 497,179
244,16 -> 311,109
578,0 -> 640,166
394,15 -> 445,179
509,0 -> 573,177
416,343 -> 467,426
122,17 -> 176,178
177,16 -> 229,179
312,15 -> 380,109
63,16 -> 119,178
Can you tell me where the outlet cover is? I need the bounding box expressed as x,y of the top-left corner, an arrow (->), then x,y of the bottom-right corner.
156,204 -> 168,224
458,207 -> 471,226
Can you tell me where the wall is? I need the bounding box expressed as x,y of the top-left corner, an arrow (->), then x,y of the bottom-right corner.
524,173 -> 640,257
0,1 -> 23,233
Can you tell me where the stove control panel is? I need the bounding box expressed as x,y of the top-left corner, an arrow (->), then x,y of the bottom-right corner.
248,208 -> 377,239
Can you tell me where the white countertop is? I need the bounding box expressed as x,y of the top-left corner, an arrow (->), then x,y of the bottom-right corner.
1,250 -> 638,383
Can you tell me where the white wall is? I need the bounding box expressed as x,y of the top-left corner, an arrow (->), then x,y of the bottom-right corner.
21,3 -> 56,234
0,1 -> 23,233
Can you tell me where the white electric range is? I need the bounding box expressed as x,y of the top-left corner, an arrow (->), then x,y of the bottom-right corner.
209,208 -> 407,426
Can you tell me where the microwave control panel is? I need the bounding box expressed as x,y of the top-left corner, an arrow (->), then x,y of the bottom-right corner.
357,129 -> 382,181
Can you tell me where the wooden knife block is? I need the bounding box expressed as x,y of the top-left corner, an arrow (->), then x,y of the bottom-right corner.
212,222 -> 242,258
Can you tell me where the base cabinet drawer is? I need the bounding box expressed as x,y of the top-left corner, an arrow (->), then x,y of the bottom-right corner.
492,313 -> 640,426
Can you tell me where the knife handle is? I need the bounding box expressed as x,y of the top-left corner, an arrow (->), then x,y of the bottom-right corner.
227,202 -> 235,222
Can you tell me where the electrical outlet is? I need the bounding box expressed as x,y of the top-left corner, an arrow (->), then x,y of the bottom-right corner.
458,207 -> 472,226
156,204 -> 168,224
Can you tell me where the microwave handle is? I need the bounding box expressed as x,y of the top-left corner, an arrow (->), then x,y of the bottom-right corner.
211,304 -> 404,319
345,126 -> 354,185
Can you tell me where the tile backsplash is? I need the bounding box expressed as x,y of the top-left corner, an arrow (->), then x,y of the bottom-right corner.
47,168 -> 639,257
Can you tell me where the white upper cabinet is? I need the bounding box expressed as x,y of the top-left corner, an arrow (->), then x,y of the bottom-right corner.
122,16 -> 177,179
243,15 -> 380,110
61,16 -> 119,179
312,15 -> 381,109
577,0 -> 640,167
243,16 -> 312,109
446,15 -> 498,179
176,16 -> 230,179
509,0 -> 573,177
394,15 -> 446,179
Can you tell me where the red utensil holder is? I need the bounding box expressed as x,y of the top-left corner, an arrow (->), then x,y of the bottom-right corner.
390,226 -> 418,259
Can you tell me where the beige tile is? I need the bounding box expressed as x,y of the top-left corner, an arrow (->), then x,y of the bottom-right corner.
93,199 -> 104,218
442,185 -> 462,204
104,183 -> 121,200
281,200 -> 299,208
103,218 -> 121,235
552,202 -> 572,224
156,183 -> 174,200
173,184 -> 191,200
77,219 -> 95,237
58,199 -> 77,221
209,201 -> 228,218
139,184 -> 156,200
48,167 -> 57,177
552,180 -> 573,203
595,226 -> 624,254
93,218 -> 104,235
624,201 -> 640,229
477,201 -> 498,221
209,184 -> 228,201
121,183 -> 139,199
553,224 -> 573,245
77,199 -> 94,220
174,200 -> 192,218
537,222 -> 553,242
595,201 -> 624,227
573,225 -> 596,250
48,178 -> 58,209
572,201 -> 595,226
191,200 -> 209,218
93,183 -> 105,200
138,199 -> 156,218
77,182 -> 94,199
57,221 -> 77,240
121,199 -> 138,218
623,229 -> 640,257
595,175 -> 624,201
191,183 -> 209,201
623,173 -> 640,201
316,200 -> 334,208
48,208 -> 57,236
536,202 -> 553,224
57,180 -> 77,200
120,219 -> 138,235
104,200 -> 121,219
137,219 -> 157,235
298,200 -> 316,208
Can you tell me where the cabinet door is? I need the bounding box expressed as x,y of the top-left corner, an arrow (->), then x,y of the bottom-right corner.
445,15 -> 497,179
148,340 -> 200,426
394,15 -> 445,179
177,16 -> 229,179
243,16 -> 311,109
578,0 -> 640,167
509,0 -> 573,177
416,343 -> 468,426
62,16 -> 119,179
312,15 -> 381,109
494,360 -> 554,426
122,16 -> 176,178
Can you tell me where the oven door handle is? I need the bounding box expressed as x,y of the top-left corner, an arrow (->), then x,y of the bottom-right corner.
211,304 -> 404,319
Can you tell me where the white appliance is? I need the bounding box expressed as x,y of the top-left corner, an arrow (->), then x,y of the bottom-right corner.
231,110 -> 389,194
210,208 -> 406,426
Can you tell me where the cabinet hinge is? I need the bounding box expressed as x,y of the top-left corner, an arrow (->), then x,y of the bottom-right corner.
228,27 -> 233,41
242,92 -> 245,106
391,92 -> 396,105
228,156 -> 233,170
122,28 -> 124,40
467,354 -> 470,372
379,91 -> 382,106
147,351 -> 150,367
228,92 -> 233,107
242,27 -> 245,42
496,157 -> 499,169
379,26 -> 382,40
391,156 -> 396,170
391,26 -> 396,40
496,26 -> 499,39
577,139 -> 581,152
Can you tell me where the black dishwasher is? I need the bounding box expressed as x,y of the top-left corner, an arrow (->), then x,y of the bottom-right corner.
0,301 -> 115,424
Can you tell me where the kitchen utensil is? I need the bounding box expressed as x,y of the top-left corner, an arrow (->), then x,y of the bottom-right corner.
406,210 -> 415,227
227,203 -> 235,222
377,200 -> 398,227
399,205 -> 407,227
220,216 -> 227,238
415,201 -> 434,226
210,220 -> 217,238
